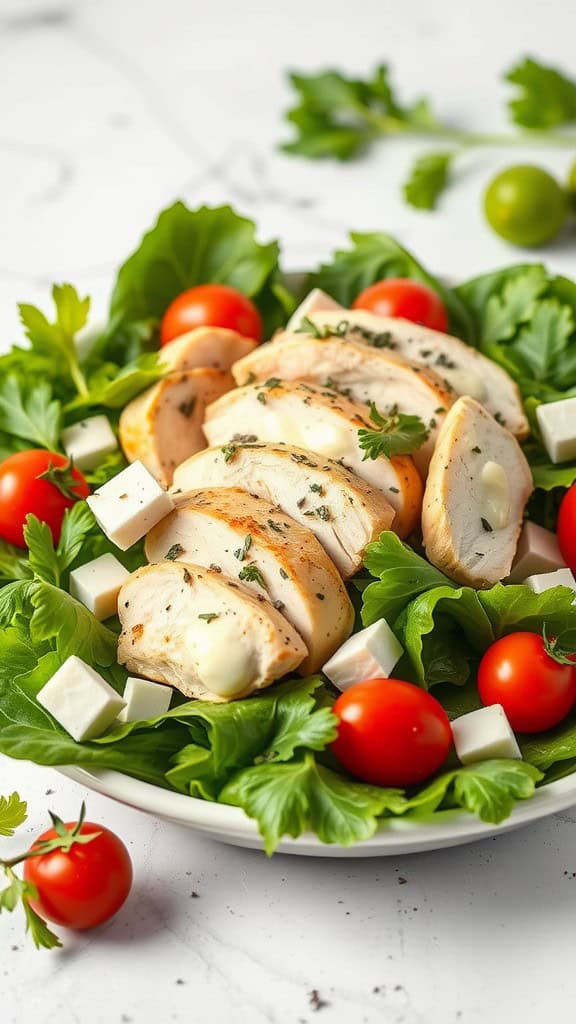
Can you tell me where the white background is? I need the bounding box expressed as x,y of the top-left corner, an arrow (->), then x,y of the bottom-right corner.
2,0 -> 576,1021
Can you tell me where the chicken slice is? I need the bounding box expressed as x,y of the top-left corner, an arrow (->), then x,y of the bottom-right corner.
300,309 -> 529,439
159,326 -> 258,372
422,396 -> 533,588
144,488 -> 354,673
204,380 -> 423,538
232,335 -> 453,474
119,368 -> 233,487
171,441 -> 394,578
117,562 -> 307,702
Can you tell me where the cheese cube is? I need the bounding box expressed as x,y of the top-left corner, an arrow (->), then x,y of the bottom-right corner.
322,619 -> 403,692
87,460 -> 174,550
118,676 -> 173,723
524,567 -> 576,594
507,521 -> 566,583
286,288 -> 343,331
37,655 -> 125,742
451,704 -> 521,765
69,553 -> 130,620
61,415 -> 118,471
536,397 -> 576,464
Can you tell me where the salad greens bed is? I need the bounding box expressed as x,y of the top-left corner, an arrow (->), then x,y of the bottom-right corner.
1,202 -> 576,852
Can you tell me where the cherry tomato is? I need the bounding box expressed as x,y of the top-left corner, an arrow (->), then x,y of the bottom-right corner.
331,677 -> 452,787
557,483 -> 576,572
24,821 -> 133,930
160,284 -> 263,345
0,450 -> 89,548
352,278 -> 449,333
484,165 -> 567,248
477,631 -> 576,733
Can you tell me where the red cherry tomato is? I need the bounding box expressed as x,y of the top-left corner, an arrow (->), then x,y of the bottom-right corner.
352,278 -> 449,332
557,484 -> 576,572
24,821 -> 133,931
477,631 -> 576,733
331,677 -> 452,787
160,284 -> 263,345
0,449 -> 89,548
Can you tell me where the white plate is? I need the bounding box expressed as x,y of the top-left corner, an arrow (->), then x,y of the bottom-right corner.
58,766 -> 576,857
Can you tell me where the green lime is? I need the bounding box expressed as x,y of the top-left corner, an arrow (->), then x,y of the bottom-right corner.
484,164 -> 567,247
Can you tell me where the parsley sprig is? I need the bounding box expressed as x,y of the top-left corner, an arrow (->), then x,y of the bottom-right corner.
282,57 -> 576,210
358,404 -> 430,461
0,797 -> 100,950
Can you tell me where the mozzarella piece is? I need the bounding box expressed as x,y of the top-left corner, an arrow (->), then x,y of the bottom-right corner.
37,655 -> 125,741
524,567 -> 576,594
61,415 -> 118,471
286,288 -> 343,331
86,461 -> 174,551
322,620 -> 404,691
479,461 -> 510,531
507,522 -> 566,583
117,676 -> 172,722
536,397 -> 576,464
451,705 -> 521,765
69,553 -> 130,620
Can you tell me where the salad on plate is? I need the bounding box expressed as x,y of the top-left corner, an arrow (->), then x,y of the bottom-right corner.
1,202 -> 576,854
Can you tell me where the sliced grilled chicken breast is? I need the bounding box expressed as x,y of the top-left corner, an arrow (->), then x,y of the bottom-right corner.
144,488 -> 354,673
232,335 -> 453,474
159,326 -> 258,372
119,368 -> 233,486
301,309 -> 529,439
171,441 -> 394,578
117,561 -> 307,702
422,397 -> 533,587
204,381 -> 423,538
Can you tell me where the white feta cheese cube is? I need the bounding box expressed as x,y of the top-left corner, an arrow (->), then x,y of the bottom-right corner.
322,619 -> 403,692
61,415 -> 118,471
451,704 -> 521,765
117,676 -> 173,723
536,397 -> 576,464
507,521 -> 566,583
524,567 -> 576,595
87,460 -> 174,550
37,655 -> 125,742
286,288 -> 343,331
69,553 -> 130,620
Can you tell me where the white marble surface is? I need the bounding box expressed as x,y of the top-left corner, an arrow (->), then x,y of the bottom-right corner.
2,0 -> 576,1020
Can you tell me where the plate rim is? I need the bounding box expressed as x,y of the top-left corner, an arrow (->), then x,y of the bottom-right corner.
56,764 -> 576,857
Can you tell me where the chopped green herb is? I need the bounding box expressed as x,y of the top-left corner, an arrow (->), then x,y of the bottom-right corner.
279,567 -> 289,580
481,517 -> 494,533
165,544 -> 184,561
257,392 -> 267,405
471,446 -> 482,454
263,377 -> 282,389
290,453 -> 318,467
222,443 -> 237,463
198,613 -> 219,623
309,483 -> 323,495
304,505 -> 331,521
239,563 -> 267,589
234,534 -> 252,561
267,520 -> 283,532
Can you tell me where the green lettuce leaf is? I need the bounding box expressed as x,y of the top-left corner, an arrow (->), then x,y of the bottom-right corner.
109,203 -> 291,337
309,232 -> 474,341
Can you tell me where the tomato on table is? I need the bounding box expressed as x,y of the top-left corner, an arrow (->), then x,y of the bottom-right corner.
352,278 -> 449,333
557,483 -> 576,572
331,677 -> 452,787
24,819 -> 133,931
0,449 -> 89,548
477,631 -> 576,733
160,284 -> 263,345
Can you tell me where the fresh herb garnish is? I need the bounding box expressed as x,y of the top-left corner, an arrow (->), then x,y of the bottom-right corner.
309,483 -> 323,495
222,443 -> 237,463
165,544 -> 184,561
198,613 -> 219,623
238,563 -> 267,589
295,317 -> 347,339
234,534 -> 252,562
358,404 -> 430,461
304,506 -> 331,521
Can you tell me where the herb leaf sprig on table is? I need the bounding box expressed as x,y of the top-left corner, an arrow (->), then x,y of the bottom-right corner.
281,56 -> 576,209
